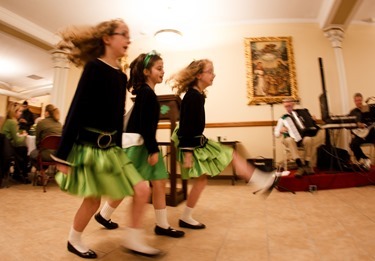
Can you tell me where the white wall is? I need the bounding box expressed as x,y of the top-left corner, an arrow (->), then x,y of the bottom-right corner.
0,95 -> 6,116
60,22 -> 375,165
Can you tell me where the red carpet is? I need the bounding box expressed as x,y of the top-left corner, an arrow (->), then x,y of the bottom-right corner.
276,166 -> 375,192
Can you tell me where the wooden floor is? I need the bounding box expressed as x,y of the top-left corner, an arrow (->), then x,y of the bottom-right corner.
1,177 -> 375,260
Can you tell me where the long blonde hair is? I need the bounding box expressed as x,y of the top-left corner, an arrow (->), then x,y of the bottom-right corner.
167,59 -> 212,97
56,18 -> 126,67
6,103 -> 21,120
0,103 -> 21,130
0,116 -> 4,131
45,104 -> 60,122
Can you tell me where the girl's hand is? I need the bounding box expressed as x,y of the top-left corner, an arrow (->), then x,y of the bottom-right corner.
56,163 -> 71,174
183,152 -> 193,169
148,152 -> 159,166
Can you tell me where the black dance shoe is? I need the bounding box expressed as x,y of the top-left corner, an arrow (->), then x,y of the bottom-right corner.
94,213 -> 118,229
154,225 -> 185,238
67,241 -> 97,259
179,219 -> 206,229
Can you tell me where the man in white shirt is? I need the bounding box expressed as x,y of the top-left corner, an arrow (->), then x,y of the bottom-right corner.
274,99 -> 314,177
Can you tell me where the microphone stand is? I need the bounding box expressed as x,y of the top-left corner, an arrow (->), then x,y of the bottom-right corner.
269,102 -> 277,168
256,102 -> 277,166
257,102 -> 278,167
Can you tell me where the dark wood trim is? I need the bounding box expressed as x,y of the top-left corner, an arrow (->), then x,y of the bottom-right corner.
158,119 -> 324,129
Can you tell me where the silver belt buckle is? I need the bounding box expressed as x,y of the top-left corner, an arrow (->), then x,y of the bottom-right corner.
97,133 -> 112,148
200,135 -> 206,146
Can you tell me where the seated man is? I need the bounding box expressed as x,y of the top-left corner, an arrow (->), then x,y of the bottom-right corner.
274,99 -> 315,177
349,93 -> 375,170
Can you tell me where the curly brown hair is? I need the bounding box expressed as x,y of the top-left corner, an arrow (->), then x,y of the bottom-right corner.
56,18 -> 126,66
166,59 -> 212,97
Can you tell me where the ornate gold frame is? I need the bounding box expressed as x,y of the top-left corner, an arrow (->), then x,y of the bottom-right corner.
244,36 -> 298,105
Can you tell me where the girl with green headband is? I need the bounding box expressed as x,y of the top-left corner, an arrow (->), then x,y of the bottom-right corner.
96,50 -> 185,238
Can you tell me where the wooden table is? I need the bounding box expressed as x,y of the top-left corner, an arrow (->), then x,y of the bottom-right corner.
157,95 -> 187,206
215,141 -> 239,185
158,141 -> 188,207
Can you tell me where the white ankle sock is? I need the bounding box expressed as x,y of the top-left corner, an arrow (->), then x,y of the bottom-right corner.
155,208 -> 170,229
248,168 -> 275,189
68,227 -> 89,252
100,201 -> 115,220
180,206 -> 200,225
123,227 -> 160,255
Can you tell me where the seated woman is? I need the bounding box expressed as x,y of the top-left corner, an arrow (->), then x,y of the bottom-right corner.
0,103 -> 30,183
30,104 -> 62,165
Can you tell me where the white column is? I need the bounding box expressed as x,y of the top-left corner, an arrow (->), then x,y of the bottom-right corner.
51,49 -> 70,122
323,27 -> 350,150
323,27 -> 349,114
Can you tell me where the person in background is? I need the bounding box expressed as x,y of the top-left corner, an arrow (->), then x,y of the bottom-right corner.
29,104 -> 62,175
18,101 -> 35,133
95,51 -> 185,238
0,116 -> 4,129
167,59 -> 278,230
274,98 -> 315,177
52,19 -> 160,258
0,103 -> 30,183
349,93 -> 375,170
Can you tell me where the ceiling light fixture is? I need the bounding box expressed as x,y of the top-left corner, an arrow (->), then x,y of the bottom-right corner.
154,29 -> 183,44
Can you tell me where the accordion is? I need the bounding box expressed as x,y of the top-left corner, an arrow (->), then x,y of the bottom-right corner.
282,109 -> 320,142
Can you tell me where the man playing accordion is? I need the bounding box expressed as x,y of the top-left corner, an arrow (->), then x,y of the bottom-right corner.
274,98 -> 317,177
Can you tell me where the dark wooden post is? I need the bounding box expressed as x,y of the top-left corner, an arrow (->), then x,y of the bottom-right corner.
157,95 -> 187,206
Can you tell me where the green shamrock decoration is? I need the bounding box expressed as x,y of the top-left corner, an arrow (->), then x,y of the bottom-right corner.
160,105 -> 170,115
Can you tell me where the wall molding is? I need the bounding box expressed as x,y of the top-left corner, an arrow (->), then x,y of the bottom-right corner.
158,119 -> 325,129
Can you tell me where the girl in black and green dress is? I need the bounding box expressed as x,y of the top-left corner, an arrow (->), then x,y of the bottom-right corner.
96,51 -> 184,238
53,19 -> 160,258
168,59 -> 278,229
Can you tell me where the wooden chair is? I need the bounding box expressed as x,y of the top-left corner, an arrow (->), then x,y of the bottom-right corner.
33,135 -> 61,192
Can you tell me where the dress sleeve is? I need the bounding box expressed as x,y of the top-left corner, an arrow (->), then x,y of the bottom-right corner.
137,88 -> 159,154
178,91 -> 205,148
55,63 -> 95,161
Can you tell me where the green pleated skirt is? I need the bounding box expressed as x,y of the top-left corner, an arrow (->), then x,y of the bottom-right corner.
55,143 -> 143,199
171,127 -> 233,179
124,145 -> 168,181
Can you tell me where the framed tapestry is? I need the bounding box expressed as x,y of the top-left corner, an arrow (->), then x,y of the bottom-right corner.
244,36 -> 298,105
